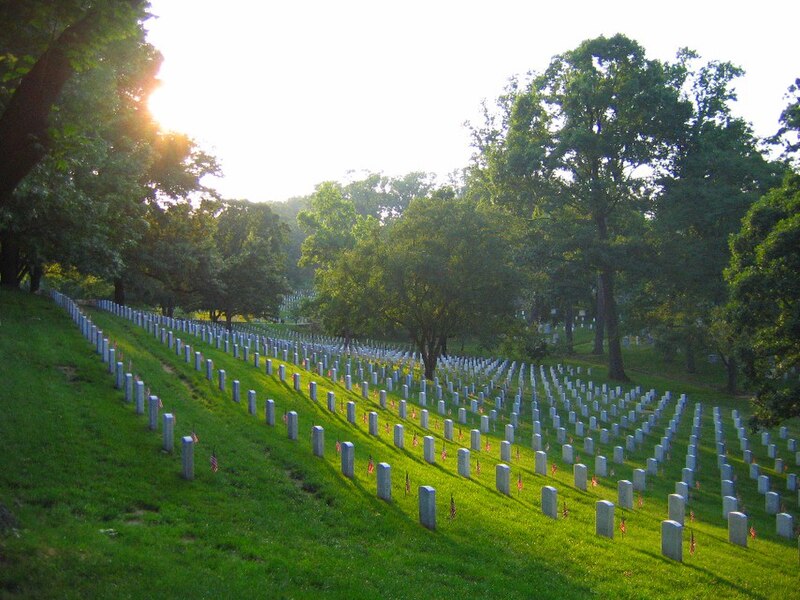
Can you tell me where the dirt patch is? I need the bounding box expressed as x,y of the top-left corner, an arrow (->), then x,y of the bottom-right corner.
161,362 -> 175,374
56,365 -> 79,382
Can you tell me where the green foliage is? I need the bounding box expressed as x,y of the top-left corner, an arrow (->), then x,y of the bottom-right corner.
725,172 -> 800,428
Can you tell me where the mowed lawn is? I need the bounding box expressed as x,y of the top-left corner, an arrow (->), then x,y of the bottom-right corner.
0,289 -> 797,599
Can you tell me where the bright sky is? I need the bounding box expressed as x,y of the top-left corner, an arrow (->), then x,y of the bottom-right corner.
145,0 -> 799,203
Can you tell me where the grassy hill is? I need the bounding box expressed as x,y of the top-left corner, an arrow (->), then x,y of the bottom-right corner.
0,290 -> 797,599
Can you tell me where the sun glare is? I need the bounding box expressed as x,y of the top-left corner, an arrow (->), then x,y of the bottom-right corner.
147,84 -> 186,134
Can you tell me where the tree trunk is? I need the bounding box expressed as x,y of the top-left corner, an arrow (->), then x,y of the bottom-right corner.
564,304 -> 574,355
113,277 -> 126,305
439,335 -> 448,357
600,267 -> 628,381
0,230 -> 22,289
225,312 -> 233,331
685,340 -> 696,374
29,262 -> 43,293
592,272 -> 605,355
726,356 -> 738,395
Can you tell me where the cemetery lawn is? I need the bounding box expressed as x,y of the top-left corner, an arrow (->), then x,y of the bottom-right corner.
1,290 -> 798,599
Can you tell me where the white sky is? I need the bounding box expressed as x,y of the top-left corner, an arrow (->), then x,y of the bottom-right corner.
144,0 -> 799,203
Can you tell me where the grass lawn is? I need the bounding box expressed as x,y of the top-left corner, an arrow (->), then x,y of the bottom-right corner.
1,290 -> 797,599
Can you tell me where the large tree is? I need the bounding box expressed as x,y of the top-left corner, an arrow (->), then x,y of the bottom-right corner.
0,0 -> 148,215
471,34 -> 690,379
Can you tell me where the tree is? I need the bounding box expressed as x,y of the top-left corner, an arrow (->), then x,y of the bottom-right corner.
470,34 -> 690,379
641,57 -> 781,382
369,194 -> 520,380
0,1 -> 148,215
201,200 -> 288,329
725,172 -> 800,427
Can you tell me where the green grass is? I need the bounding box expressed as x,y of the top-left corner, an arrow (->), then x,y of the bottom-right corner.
1,289 -> 798,599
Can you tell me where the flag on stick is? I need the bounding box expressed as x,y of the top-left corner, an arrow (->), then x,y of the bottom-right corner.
591,475 -> 598,488
158,397 -> 163,409
690,530 -> 696,555
562,501 -> 569,518
210,450 -> 219,473
689,510 -> 695,522
449,494 -> 456,520
517,473 -> 523,492
412,433 -> 419,447
405,471 -> 410,495
336,440 -> 341,454
551,463 -> 558,476
441,445 -> 447,461
368,456 -> 374,474
749,526 -> 756,539
637,492 -> 643,508
191,430 -> 199,444
476,459 -> 481,475
620,518 -> 627,536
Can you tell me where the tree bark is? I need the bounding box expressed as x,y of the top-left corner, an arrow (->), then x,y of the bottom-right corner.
29,263 -> 43,293
685,340 -> 697,374
564,304 -> 574,355
725,356 -> 738,395
600,267 -> 628,381
592,272 -> 605,355
0,230 -> 22,289
113,277 -> 126,305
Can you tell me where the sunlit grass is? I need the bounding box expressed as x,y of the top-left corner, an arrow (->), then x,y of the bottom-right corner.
0,290 -> 797,599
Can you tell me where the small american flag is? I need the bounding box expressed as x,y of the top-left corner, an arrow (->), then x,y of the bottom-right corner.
476,459 -> 481,475
562,501 -> 569,518
405,471 -> 410,495
449,494 -> 456,520
391,399 -> 395,409
362,413 -> 367,424
210,451 -> 218,473
637,493 -> 643,508
551,463 -> 558,476
485,440 -> 491,451
749,526 -> 756,539
690,530 -> 696,555
517,473 -> 523,492
368,456 -> 374,474
412,433 -> 419,447
158,397 -> 163,409
569,436 -> 573,445
620,518 -> 627,536
591,475 -> 598,488
412,408 -> 417,419
458,428 -> 463,441
441,445 -> 447,461
283,411 -> 288,424
191,430 -> 199,443
689,510 -> 695,522
335,440 -> 341,453
695,481 -> 701,490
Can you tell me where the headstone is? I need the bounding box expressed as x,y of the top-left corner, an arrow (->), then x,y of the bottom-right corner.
366,460 -> 388,503
613,446 -> 624,464
148,395 -> 160,431
181,435 -> 194,480
542,486 -> 558,519
218,369 -> 226,392
424,436 -> 436,463
496,463 -> 511,496
681,468 -> 694,487
287,411 -> 298,440
562,444 -> 574,465
721,479 -> 735,497
596,500 -> 614,538
633,468 -> 646,492
369,411 -> 379,436
722,495 -> 738,519
595,455 -> 607,477
458,448 -> 470,478
347,401 -> 356,424
758,474 -> 770,494
419,486 -> 436,530
618,480 -> 633,509
535,451 -> 547,476
661,520 -> 683,562
501,441 -> 511,462
421,409 -> 429,430
668,493 -> 685,525
341,441 -> 354,478
394,424 -> 404,449
765,491 -> 780,514
312,425 -> 324,457
776,512 -> 794,539
444,419 -> 454,441
728,511 -> 748,547
471,429 -> 481,452
675,481 -> 689,502
574,463 -> 587,491
162,413 -> 174,452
